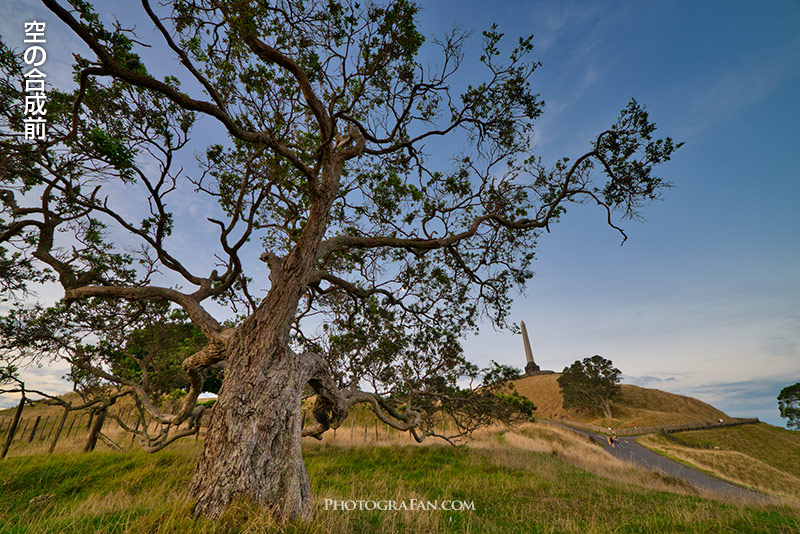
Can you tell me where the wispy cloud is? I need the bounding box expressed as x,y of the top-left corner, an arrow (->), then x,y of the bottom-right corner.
680,34 -> 800,140
672,376 -> 795,425
622,374 -> 680,387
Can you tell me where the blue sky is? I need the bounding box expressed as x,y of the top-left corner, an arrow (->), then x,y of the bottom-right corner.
1,1 -> 798,427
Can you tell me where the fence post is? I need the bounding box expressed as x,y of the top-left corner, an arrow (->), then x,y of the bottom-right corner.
38,416 -> 51,441
48,408 -> 70,454
364,420 -> 368,442
68,414 -> 81,437
45,415 -> 58,441
375,419 -> 378,442
1,396 -> 26,459
28,416 -> 42,443
18,417 -> 30,441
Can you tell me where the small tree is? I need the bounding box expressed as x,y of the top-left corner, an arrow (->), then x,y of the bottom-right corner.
558,355 -> 621,419
778,382 -> 800,430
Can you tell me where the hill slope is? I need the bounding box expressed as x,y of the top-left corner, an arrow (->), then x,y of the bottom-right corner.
639,422 -> 800,498
512,373 -> 729,427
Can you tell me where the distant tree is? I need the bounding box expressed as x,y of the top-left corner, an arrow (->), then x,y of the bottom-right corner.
558,355 -> 621,419
113,308 -> 221,400
778,382 -> 800,430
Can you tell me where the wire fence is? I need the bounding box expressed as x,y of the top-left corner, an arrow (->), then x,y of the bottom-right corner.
0,405 -> 449,457
544,417 -> 760,437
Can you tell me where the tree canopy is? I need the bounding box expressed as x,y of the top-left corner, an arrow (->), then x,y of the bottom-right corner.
778,382 -> 800,430
1,0 -> 679,520
557,355 -> 622,420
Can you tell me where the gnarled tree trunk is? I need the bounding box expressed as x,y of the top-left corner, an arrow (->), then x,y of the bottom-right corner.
189,341 -> 310,519
188,176 -> 341,520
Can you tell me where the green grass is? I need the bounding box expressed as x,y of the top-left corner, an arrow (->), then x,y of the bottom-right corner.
664,424 -> 800,479
1,437 -> 799,533
638,423 -> 800,499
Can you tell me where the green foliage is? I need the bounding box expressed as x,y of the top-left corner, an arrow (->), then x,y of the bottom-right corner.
83,128 -> 137,181
557,355 -> 622,418
114,311 -> 213,398
778,382 -> 800,430
494,392 -> 537,418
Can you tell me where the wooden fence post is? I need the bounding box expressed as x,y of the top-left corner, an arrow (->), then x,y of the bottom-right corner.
38,416 -> 51,441
48,408 -> 70,454
18,417 -> 30,441
28,416 -> 42,443
68,414 -> 81,438
45,415 -> 58,441
1,396 -> 25,459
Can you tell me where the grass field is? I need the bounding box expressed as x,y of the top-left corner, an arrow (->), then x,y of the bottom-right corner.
638,423 -> 800,499
1,423 -> 799,533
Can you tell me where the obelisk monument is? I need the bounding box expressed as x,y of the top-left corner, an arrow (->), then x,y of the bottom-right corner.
520,320 -> 541,375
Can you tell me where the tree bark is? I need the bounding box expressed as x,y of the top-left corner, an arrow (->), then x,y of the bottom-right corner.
188,180 -> 341,520
601,399 -> 613,420
188,342 -> 310,520
84,408 -> 106,452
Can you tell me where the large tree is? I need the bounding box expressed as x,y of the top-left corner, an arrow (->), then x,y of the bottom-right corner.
557,355 -> 622,420
778,382 -> 800,430
0,0 -> 679,520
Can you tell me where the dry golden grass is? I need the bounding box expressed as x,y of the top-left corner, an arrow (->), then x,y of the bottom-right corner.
476,423 -> 702,498
512,373 -> 729,427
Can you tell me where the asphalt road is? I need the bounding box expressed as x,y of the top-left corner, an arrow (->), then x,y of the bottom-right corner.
566,426 -> 772,503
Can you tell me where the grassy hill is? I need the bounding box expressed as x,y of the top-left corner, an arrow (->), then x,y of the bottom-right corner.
1,425 -> 798,533
638,423 -> 800,499
512,373 -> 729,428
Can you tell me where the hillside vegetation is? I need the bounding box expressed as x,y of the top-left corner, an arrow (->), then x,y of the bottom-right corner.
512,374 -> 729,428
1,424 -> 799,534
638,423 -> 800,499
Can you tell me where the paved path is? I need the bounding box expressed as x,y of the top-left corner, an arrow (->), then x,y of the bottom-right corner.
559,425 -> 772,503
